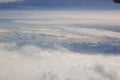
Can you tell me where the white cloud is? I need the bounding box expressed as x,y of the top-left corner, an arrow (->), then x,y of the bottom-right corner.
0,43 -> 120,80
0,0 -> 23,3
0,10 -> 120,26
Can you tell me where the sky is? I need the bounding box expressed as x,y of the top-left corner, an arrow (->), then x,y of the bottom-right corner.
0,0 -> 120,10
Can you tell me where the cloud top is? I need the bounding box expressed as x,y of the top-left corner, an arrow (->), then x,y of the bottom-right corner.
0,43 -> 120,80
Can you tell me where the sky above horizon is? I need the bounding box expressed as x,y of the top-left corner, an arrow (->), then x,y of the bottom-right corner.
0,0 -> 120,10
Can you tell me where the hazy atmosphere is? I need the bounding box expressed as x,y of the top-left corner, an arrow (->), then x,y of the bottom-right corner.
0,0 -> 120,80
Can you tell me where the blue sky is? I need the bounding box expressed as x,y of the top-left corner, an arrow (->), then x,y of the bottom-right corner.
0,0 -> 120,10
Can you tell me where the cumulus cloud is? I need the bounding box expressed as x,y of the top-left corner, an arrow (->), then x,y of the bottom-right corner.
0,43 -> 120,80
0,0 -> 23,3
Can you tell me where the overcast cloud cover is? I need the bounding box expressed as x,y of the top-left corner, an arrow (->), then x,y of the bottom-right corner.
0,0 -> 120,80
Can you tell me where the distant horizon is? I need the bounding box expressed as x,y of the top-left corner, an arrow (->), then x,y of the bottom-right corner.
0,0 -> 120,10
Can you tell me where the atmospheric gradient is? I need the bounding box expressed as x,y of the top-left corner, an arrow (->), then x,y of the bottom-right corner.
0,0 -> 120,80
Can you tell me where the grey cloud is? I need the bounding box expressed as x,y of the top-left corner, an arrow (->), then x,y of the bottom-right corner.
94,64 -> 119,80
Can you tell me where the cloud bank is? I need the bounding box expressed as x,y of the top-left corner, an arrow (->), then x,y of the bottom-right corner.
0,43 -> 120,80
1,10 -> 120,26
0,23 -> 120,54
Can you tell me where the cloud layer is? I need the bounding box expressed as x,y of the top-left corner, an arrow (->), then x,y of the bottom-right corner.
1,10 -> 120,26
0,10 -> 120,80
0,43 -> 120,80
